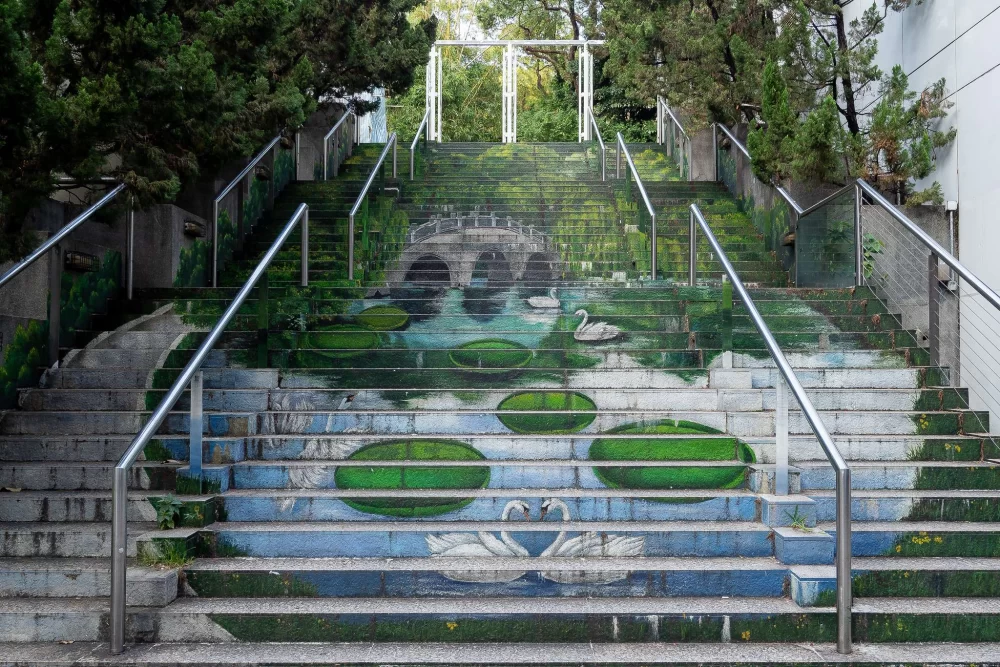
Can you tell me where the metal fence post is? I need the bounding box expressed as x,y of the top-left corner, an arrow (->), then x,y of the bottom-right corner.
189,371 -> 203,490
928,252 -> 940,368
47,243 -> 62,367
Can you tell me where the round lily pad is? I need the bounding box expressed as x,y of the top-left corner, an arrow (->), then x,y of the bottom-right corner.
449,339 -> 533,373
302,324 -> 378,358
590,420 -> 756,491
335,440 -> 489,517
497,391 -> 596,434
356,305 -> 409,331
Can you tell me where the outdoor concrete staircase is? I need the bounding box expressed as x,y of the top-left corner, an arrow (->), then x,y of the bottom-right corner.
1,141 -> 999,665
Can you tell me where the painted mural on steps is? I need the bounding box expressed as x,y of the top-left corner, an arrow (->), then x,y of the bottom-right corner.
147,143 -> 1000,613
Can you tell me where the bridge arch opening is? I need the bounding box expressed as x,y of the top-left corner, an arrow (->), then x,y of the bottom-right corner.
523,252 -> 558,282
471,249 -> 513,284
404,255 -> 451,284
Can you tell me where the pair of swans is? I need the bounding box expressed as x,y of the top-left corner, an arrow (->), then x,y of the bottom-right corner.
523,290 -> 621,343
426,498 -> 645,584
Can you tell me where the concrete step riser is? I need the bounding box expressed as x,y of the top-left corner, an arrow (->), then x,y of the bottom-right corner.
0,495 -> 155,522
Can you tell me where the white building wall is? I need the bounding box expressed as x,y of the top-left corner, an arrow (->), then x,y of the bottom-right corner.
842,0 -> 1000,424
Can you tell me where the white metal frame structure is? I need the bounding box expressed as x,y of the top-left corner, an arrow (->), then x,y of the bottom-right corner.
578,43 -> 594,142
428,40 -> 603,144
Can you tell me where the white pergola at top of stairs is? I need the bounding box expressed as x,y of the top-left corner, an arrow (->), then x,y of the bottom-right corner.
425,39 -> 604,144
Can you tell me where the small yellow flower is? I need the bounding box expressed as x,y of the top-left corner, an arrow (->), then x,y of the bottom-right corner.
741,630 -> 751,641
934,536 -> 943,544
446,622 -> 458,631
895,545 -> 902,553
955,446 -> 962,453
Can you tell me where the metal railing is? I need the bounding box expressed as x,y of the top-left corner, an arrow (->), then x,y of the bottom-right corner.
410,109 -> 430,180
586,107 -> 606,181
211,136 -> 297,287
689,202 -> 852,654
323,112 -> 357,180
109,202 -> 310,654
347,133 -> 398,280
0,183 -> 126,366
857,180 -> 999,452
615,133 -> 658,280
713,123 -> 860,288
657,97 -> 692,181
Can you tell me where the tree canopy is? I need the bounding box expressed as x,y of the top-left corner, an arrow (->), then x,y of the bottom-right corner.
0,0 -> 435,257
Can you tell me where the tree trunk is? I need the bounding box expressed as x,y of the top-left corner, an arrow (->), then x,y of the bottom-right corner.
835,11 -> 861,135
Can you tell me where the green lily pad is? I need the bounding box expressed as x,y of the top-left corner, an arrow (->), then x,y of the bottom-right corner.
497,391 -> 596,434
356,305 -> 409,331
302,324 -> 378,358
590,420 -> 756,491
449,339 -> 533,373
334,440 -> 489,517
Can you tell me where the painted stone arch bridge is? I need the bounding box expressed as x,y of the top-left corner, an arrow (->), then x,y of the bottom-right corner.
389,211 -> 561,285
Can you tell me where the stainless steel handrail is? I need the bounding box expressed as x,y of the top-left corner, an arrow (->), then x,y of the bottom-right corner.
211,135 -> 282,287
658,99 -> 693,181
0,183 -> 125,290
410,110 -> 430,180
689,203 -> 852,654
615,133 -> 658,280
347,132 -> 398,280
108,202 -> 309,654
0,183 -> 127,366
714,123 -> 807,216
856,179 -> 1000,310
324,112 -> 357,180
586,107 -> 606,181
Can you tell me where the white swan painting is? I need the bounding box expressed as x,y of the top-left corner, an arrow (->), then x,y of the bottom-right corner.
537,498 -> 644,584
526,288 -> 560,309
573,309 -> 622,342
426,500 -> 531,583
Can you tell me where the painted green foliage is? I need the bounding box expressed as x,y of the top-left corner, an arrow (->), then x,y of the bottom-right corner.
591,420 -> 755,491
0,319 -> 46,408
356,305 -> 409,330
335,440 -> 490,517
1,250 -> 121,407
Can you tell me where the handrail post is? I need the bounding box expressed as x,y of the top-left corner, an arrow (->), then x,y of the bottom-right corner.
836,466 -> 853,653
189,371 -> 203,490
616,144 -> 621,179
47,242 -> 62,367
348,212 -> 355,281
712,124 -> 719,183
109,465 -> 128,653
928,252 -> 940,367
854,182 -> 863,286
301,208 -> 309,287
650,212 -> 657,281
126,195 -> 135,300
775,376 -> 789,495
688,208 -> 697,286
392,137 -> 398,179
211,200 -> 219,287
